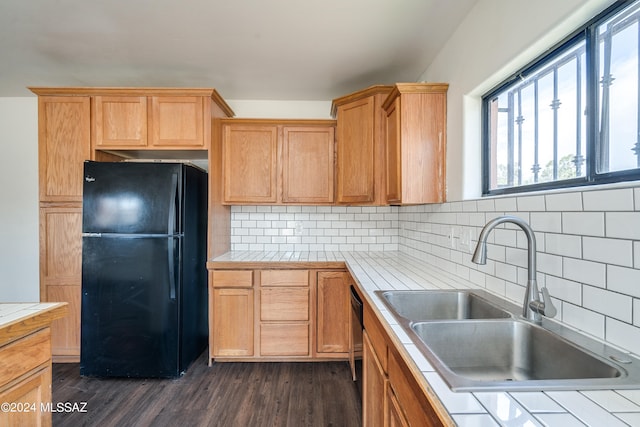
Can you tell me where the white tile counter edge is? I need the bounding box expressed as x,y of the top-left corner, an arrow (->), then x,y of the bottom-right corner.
211,251 -> 640,426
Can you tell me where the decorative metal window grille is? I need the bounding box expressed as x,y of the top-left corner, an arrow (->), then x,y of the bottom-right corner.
483,0 -> 640,195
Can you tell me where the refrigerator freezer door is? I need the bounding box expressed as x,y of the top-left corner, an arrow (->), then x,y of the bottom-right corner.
80,235 -> 181,378
82,162 -> 182,235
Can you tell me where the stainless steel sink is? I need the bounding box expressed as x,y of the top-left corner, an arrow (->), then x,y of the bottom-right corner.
375,289 -> 640,391
377,289 -> 512,321
411,319 -> 627,391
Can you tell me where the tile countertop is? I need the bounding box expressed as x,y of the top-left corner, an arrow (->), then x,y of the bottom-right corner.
210,251 -> 640,427
0,302 -> 68,344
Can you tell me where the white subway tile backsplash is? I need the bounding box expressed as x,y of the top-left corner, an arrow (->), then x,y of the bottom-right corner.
517,195 -> 546,211
530,212 -> 562,233
545,191 -> 583,211
607,318 -> 640,356
563,258 -> 606,288
545,233 -> 582,258
608,266 -> 640,299
606,212 -> 640,240
583,286 -> 633,323
229,184 -> 640,356
545,275 -> 582,305
583,188 -> 634,211
562,302 -> 605,339
491,196 -> 515,212
562,212 -> 605,236
583,237 -> 633,267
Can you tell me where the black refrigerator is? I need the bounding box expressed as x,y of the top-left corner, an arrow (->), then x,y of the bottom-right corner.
80,161 -> 208,378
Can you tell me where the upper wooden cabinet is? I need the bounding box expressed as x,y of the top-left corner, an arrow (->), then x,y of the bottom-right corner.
220,119 -> 336,205
93,96 -> 147,148
37,96 -> 92,202
331,85 -> 393,205
93,92 -> 211,150
222,123 -> 279,203
383,83 -> 448,205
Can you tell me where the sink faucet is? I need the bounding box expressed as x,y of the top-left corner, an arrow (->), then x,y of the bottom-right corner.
471,215 -> 557,324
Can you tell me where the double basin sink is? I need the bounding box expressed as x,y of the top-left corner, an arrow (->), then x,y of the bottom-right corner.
376,289 -> 640,391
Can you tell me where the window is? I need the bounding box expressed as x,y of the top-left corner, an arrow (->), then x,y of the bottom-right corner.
482,0 -> 640,195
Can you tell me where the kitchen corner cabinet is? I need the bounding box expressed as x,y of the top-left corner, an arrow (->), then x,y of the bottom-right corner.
209,267 -> 350,362
221,119 -> 335,205
331,85 -> 393,205
383,83 -> 448,205
363,300 -> 446,427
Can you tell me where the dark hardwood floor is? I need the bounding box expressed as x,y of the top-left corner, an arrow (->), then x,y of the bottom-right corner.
52,353 -> 362,427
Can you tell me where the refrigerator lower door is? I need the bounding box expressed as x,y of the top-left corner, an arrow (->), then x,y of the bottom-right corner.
80,235 -> 181,378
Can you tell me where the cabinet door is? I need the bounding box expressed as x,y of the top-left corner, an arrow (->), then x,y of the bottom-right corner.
222,124 -> 278,203
282,126 -> 334,203
362,331 -> 386,427
388,349 -> 445,426
39,207 -> 82,358
316,271 -> 350,354
336,97 -> 375,203
38,96 -> 91,202
387,383 -> 410,427
0,366 -> 51,427
212,289 -> 254,357
149,96 -> 205,148
92,96 -> 147,148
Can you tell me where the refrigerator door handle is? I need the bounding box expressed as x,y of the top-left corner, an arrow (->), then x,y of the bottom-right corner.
168,172 -> 178,236
168,237 -> 177,300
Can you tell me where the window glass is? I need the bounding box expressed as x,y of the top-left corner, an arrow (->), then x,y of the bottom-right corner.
596,1 -> 640,173
483,0 -> 640,195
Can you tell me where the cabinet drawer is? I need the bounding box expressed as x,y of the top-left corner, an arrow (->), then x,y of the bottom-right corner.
261,288 -> 309,321
212,270 -> 253,288
260,323 -> 310,356
261,270 -> 308,287
0,329 -> 51,386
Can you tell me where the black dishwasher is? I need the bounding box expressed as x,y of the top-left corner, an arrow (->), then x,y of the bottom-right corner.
349,285 -> 363,395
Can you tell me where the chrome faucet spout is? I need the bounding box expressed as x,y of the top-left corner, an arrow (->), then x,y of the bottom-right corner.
471,215 -> 556,323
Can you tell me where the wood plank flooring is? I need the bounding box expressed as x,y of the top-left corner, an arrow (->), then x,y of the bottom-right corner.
52,352 -> 362,427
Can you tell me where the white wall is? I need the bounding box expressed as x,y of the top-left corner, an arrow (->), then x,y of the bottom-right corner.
419,0 -> 618,201
0,97 -> 39,301
226,100 -> 332,119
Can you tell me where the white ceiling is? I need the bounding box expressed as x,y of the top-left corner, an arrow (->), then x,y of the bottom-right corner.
0,0 -> 477,100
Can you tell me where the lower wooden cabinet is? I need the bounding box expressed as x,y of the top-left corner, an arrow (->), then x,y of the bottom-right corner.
260,323 -> 310,356
0,312 -> 65,427
209,267 -> 351,361
39,207 -> 82,361
316,271 -> 350,355
0,366 -> 51,427
362,331 -> 387,427
211,288 -> 254,357
363,297 -> 446,427
387,383 -> 410,427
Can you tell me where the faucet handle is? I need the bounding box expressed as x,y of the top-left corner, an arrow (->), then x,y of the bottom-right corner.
540,287 -> 557,317
529,287 -> 557,318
